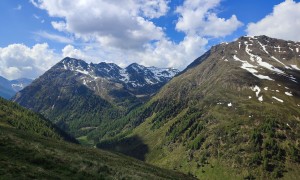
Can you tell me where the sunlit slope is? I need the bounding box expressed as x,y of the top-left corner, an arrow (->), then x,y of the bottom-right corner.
97,35 -> 300,179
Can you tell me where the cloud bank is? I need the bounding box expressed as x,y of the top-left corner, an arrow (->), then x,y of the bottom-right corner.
1,0 -> 244,79
247,0 -> 300,41
0,43 -> 59,80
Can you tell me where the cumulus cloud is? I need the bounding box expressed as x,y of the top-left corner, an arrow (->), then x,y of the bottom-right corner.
30,0 -> 168,49
139,36 -> 208,68
175,0 -> 243,37
62,45 -> 96,61
247,0 -> 300,41
28,0 -> 211,69
3,0 -> 243,80
0,44 -> 60,80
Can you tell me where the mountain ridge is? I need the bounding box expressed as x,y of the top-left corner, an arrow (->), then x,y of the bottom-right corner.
13,58 -> 180,139
95,35 -> 300,179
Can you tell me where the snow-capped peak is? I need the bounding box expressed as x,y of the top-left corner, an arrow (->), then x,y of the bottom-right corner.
58,57 -> 180,88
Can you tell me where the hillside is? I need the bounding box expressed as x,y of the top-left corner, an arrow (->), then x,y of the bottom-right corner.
0,98 -> 194,179
12,58 -> 179,138
0,97 -> 75,142
96,36 -> 300,179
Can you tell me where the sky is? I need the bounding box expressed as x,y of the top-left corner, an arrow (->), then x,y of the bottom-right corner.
0,0 -> 300,80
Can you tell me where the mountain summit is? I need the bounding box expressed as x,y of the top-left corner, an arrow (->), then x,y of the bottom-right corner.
13,58 -> 179,138
96,35 -> 300,179
57,57 -> 179,94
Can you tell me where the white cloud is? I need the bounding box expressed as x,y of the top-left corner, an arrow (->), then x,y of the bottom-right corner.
247,0 -> 300,41
28,0 -> 210,70
0,44 -> 60,79
175,0 -> 242,37
62,45 -> 94,61
34,31 -> 73,43
139,35 -> 208,68
30,0 -> 168,49
5,0 -> 243,80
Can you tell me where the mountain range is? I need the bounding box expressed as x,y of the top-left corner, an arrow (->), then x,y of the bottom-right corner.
11,35 -> 300,179
0,76 -> 32,99
13,58 -> 179,138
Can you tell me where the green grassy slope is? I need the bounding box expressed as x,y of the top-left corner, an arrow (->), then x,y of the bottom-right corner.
0,97 -> 76,142
0,126 -> 195,179
96,36 -> 300,179
0,98 -> 194,179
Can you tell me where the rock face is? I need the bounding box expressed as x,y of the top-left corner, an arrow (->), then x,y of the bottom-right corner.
96,35 -> 300,179
12,58 -> 179,137
57,58 -> 179,99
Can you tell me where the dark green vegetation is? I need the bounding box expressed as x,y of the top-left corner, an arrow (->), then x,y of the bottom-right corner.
0,97 -> 76,142
0,127 -> 195,179
0,98 -> 194,179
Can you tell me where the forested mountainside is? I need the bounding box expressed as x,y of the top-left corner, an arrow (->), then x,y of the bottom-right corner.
0,97 -> 194,179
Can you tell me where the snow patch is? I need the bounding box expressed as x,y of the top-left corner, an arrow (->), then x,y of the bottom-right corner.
264,87 -> 268,91
228,103 -> 232,107
233,55 -> 274,81
272,96 -> 284,103
244,42 -> 285,74
251,85 -> 261,97
254,74 -> 274,81
258,41 -> 269,54
270,56 -> 290,69
258,96 -> 263,102
285,92 -> 293,96
291,65 -> 300,70
75,69 -> 89,75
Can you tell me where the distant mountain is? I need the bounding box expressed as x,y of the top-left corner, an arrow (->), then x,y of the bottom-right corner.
58,58 -> 179,95
10,78 -> 33,92
0,97 -> 194,180
96,35 -> 300,179
13,57 -> 179,138
0,76 -> 32,99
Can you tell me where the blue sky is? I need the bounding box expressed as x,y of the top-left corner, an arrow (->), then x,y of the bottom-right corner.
0,0 -> 300,79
